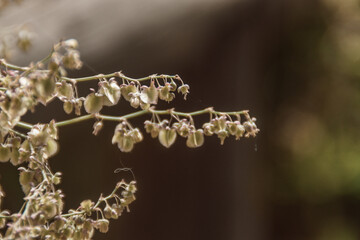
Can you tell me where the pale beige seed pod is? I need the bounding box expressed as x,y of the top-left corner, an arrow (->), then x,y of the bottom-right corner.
92,121 -> 104,136
186,129 -> 205,148
158,127 -> 177,148
120,84 -> 137,101
0,144 -> 11,162
84,93 -> 103,114
140,80 -> 158,104
100,80 -> 121,106
203,122 -> 214,136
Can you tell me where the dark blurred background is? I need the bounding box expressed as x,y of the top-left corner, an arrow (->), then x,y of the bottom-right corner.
1,0 -> 360,239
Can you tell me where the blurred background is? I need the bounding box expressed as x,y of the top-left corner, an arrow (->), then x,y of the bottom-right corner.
1,0 -> 360,239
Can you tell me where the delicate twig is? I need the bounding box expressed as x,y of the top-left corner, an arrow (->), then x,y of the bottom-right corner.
61,72 -> 178,83
0,59 -> 30,71
16,108 -> 248,129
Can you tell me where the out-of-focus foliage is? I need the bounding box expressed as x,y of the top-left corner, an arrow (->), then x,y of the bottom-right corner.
272,0 -> 360,239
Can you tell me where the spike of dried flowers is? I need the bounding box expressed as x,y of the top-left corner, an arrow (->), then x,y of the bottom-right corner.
0,39 -> 259,239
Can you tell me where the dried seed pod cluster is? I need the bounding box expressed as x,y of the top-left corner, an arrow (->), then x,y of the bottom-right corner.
0,39 -> 258,239
0,24 -> 32,59
142,111 -> 259,150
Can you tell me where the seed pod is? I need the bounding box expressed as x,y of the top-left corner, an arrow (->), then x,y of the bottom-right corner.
47,120 -> 58,139
92,121 -> 104,136
118,135 -> 134,152
94,219 -> 109,233
104,205 -> 113,219
177,84 -> 190,100
62,49 -> 83,70
169,79 -> 177,91
140,80 -> 158,104
57,81 -> 74,100
158,127 -> 177,148
45,138 -> 59,157
227,121 -> 238,135
130,96 -> 140,108
203,122 -> 214,136
49,217 -> 66,231
217,130 -> 229,145
84,93 -> 103,113
130,128 -> 143,143
159,83 -> 175,102
243,120 -> 259,137
80,200 -> 94,214
100,80 -> 121,106
120,83 -> 137,101
177,122 -> 191,138
63,39 -> 79,49
35,74 -> 56,103
28,125 -> 50,146
235,124 -> 245,140
74,98 -> 83,115
0,144 -> 11,163
19,169 -> 34,186
186,129 -> 204,148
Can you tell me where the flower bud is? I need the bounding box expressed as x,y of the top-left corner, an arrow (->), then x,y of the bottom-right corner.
158,127 -> 177,148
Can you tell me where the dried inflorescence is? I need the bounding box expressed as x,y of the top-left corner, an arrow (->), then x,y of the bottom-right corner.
0,39 -> 259,239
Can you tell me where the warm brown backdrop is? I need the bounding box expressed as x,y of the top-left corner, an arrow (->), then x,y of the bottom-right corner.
2,0 -> 360,239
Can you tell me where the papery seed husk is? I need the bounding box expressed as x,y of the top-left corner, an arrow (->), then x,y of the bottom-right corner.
140,81 -> 158,104
84,93 -> 103,113
158,128 -> 177,148
57,81 -> 74,99
19,170 -> 34,186
118,136 -> 134,152
0,145 -> 11,163
63,101 -> 73,114
121,84 -> 137,101
102,81 -> 121,106
186,129 -> 204,148
45,138 -> 59,157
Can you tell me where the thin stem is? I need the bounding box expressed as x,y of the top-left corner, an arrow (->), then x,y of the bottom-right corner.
61,72 -> 178,83
16,108 -> 249,129
0,59 -> 30,71
61,182 -> 123,218
16,121 -> 33,130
